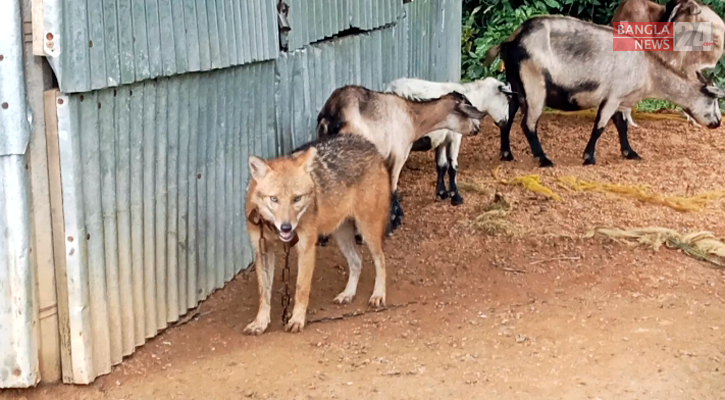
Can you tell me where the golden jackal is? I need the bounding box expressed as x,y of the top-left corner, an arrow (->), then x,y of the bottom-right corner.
244,134 -> 391,335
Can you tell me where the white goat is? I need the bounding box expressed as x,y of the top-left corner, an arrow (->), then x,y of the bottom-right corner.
384,77 -> 514,205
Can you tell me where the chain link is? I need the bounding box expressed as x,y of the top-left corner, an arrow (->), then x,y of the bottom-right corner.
281,243 -> 292,325
249,208 -> 295,326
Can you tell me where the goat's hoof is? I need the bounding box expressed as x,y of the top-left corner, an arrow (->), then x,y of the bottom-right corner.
622,149 -> 642,160
500,151 -> 514,162
538,157 -> 554,168
437,190 -> 449,200
354,233 -> 364,245
451,193 -> 464,206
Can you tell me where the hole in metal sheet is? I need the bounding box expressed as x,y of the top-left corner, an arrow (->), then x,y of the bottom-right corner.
86,233 -> 91,240
1,103 -> 8,109
98,102 -> 102,109
67,236 -> 74,242
80,95 -> 85,102
197,173 -> 202,179
46,32 -> 53,41
0,55 -> 4,61
89,40 -> 94,48
12,368 -> 21,377
113,89 -> 117,97
57,98 -> 64,105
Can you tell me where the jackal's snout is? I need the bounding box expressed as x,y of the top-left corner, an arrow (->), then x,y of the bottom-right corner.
278,222 -> 296,242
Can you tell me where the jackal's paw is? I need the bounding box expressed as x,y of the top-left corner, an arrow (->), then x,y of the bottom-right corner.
284,316 -> 306,333
368,293 -> 386,309
243,318 -> 270,336
334,291 -> 355,304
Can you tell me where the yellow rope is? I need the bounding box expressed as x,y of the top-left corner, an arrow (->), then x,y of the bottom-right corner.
557,176 -> 725,212
491,165 -> 562,201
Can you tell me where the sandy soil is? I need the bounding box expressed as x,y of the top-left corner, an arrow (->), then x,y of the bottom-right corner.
4,114 -> 725,400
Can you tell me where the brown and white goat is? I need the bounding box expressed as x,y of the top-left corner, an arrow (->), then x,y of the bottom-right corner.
317,85 -> 486,234
485,15 -> 724,167
612,0 -> 725,126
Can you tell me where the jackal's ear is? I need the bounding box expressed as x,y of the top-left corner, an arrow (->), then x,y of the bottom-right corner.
294,147 -> 317,173
249,156 -> 269,181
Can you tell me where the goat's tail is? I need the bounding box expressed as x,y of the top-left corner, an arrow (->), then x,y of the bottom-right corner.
484,24 -> 527,67
483,45 -> 501,67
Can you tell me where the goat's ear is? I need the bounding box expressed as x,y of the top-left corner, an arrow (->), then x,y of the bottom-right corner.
294,147 -> 318,173
459,103 -> 487,120
705,85 -> 725,99
498,84 -> 517,97
249,156 -> 270,181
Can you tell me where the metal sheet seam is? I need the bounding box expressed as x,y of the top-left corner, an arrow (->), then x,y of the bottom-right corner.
0,0 -> 40,389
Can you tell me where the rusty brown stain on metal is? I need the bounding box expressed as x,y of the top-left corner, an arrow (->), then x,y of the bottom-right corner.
1,103 -> 8,109
68,236 -> 74,242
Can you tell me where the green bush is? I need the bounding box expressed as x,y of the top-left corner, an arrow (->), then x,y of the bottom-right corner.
461,0 -> 725,111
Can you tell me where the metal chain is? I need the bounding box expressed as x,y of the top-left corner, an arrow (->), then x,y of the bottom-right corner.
249,208 -> 296,326
281,243 -> 292,325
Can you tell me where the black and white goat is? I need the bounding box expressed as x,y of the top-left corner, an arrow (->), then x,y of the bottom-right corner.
384,77 -> 515,205
485,15 -> 724,167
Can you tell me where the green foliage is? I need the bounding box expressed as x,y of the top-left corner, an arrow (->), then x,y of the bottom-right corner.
461,0 -> 725,111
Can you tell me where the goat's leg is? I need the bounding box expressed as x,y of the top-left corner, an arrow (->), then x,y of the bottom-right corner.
386,158 -> 406,235
500,97 -> 520,161
624,108 -> 639,128
583,101 -> 620,165
520,100 -> 553,168
613,111 -> 642,160
435,145 -> 449,200
447,136 -> 463,206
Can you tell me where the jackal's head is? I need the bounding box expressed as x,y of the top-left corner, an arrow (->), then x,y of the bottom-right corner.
248,148 -> 317,242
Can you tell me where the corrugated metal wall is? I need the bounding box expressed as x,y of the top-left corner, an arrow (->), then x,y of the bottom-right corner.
285,0 -> 404,51
48,61 -> 276,383
276,0 -> 462,153
43,0 -> 279,93
10,0 -> 463,388
275,23 -> 409,152
0,0 -> 40,388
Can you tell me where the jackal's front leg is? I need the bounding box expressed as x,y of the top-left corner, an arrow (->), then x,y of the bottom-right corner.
285,236 -> 317,333
243,244 -> 275,336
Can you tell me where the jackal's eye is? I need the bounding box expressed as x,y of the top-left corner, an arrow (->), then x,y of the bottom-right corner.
269,196 -> 278,203
293,195 -> 302,203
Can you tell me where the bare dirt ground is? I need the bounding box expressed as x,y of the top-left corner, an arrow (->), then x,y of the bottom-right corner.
4,114 -> 725,400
